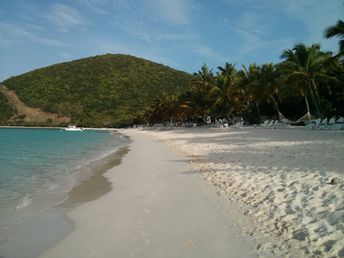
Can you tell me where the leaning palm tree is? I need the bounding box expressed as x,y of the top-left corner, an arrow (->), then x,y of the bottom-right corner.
324,19 -> 344,55
278,43 -> 335,118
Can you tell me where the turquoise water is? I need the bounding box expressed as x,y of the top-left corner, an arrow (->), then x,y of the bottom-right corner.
0,128 -> 128,249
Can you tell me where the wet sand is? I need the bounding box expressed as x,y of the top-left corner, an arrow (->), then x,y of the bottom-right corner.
39,130 -> 259,258
61,147 -> 129,208
0,146 -> 129,258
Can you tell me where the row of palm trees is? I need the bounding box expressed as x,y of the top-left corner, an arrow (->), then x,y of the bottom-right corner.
144,20 -> 344,125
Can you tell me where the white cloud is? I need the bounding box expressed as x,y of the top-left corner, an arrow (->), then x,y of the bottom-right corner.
191,44 -> 224,62
280,0 -> 343,51
110,0 -> 198,26
60,52 -> 73,60
80,0 -> 109,15
0,38 -> 12,48
116,19 -> 155,43
44,3 -> 86,32
111,0 -> 132,10
223,0 -> 343,52
148,0 -> 192,26
157,33 -> 197,42
225,11 -> 270,55
0,22 -> 72,48
90,38 -> 174,68
95,41 -> 130,54
25,23 -> 44,31
115,18 -> 198,45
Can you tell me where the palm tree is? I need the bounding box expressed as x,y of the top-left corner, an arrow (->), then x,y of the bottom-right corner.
258,63 -> 282,119
190,64 -> 215,119
149,92 -> 176,124
279,43 -> 334,118
210,63 -> 240,119
237,63 -> 261,121
193,63 -> 215,92
324,19 -> 344,55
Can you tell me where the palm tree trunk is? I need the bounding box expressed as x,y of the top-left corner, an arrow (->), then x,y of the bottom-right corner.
309,80 -> 321,118
270,95 -> 281,120
304,95 -> 311,117
255,102 -> 261,123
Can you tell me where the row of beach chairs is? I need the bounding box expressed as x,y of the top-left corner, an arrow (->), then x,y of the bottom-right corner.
260,120 -> 289,129
212,121 -> 244,128
305,117 -> 344,130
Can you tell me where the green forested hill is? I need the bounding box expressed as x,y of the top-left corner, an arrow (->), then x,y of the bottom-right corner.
0,91 -> 15,125
2,54 -> 192,127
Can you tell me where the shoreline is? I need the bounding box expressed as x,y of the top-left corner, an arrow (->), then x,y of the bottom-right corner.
0,126 -> 120,131
38,129 -> 260,258
60,147 -> 129,208
0,132 -> 130,258
3,126 -> 342,257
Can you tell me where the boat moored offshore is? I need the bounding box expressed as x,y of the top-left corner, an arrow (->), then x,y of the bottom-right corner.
63,125 -> 83,132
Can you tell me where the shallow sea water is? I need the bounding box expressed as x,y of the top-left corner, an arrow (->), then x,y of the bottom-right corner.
0,128 -> 129,257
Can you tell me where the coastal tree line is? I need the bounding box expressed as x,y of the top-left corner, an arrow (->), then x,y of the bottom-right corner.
1,20 -> 343,128
143,19 -> 344,126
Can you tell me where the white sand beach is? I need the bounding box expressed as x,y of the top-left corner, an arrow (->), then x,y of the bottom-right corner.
39,130 -> 259,258
137,127 -> 344,258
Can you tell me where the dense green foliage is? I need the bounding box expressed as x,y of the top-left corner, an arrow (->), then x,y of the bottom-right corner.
145,19 -> 344,125
2,19 -> 344,127
0,91 -> 15,125
324,19 -> 344,55
3,54 -> 192,127
145,44 -> 344,125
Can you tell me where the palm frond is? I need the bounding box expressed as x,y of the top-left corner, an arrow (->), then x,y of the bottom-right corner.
340,39 -> 344,53
324,20 -> 344,38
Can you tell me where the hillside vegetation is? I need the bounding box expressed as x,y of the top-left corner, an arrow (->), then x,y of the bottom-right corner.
2,54 -> 192,127
0,89 -> 15,125
0,85 -> 70,126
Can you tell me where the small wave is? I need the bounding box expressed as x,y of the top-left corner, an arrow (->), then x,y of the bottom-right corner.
16,195 -> 32,210
47,183 -> 59,191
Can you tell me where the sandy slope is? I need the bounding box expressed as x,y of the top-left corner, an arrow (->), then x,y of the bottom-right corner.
39,130 -> 258,258
139,127 -> 344,258
0,85 -> 70,125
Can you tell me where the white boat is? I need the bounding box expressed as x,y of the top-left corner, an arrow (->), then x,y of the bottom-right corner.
63,125 -> 83,132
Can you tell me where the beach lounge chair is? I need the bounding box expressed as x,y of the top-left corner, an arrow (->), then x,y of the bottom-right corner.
332,117 -> 344,130
271,120 -> 289,129
319,118 -> 328,130
328,117 -> 336,125
260,120 -> 269,128
305,120 -> 314,129
271,120 -> 280,128
232,121 -> 244,128
311,118 -> 321,130
267,120 -> 274,128
328,117 -> 335,130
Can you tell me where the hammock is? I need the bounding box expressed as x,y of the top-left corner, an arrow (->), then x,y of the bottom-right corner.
278,111 -> 315,124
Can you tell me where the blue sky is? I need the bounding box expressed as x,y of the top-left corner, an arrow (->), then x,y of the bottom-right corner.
0,0 -> 343,81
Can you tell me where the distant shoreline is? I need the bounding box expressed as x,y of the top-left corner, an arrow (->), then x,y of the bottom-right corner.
0,125 -> 119,131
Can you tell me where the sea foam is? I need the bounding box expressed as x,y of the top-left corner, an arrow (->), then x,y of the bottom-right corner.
16,195 -> 32,210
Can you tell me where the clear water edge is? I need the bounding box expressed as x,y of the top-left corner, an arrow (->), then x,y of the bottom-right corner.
0,128 -> 130,258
